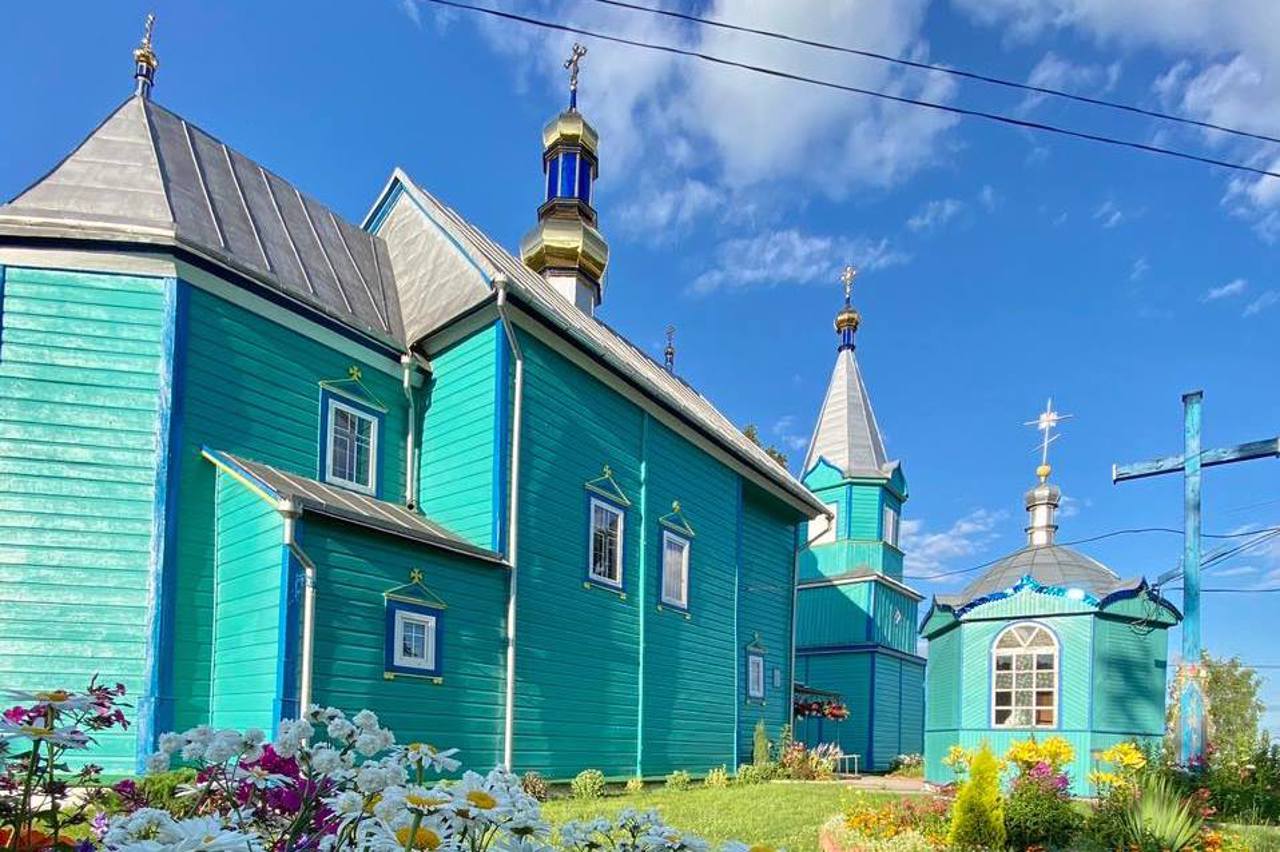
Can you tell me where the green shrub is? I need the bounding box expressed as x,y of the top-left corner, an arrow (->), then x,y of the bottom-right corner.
1122,774 -> 1203,852
624,777 -> 644,794
570,768 -> 607,800
103,769 -> 199,815
664,770 -> 692,791
1004,770 -> 1083,850
1085,785 -> 1138,852
888,753 -> 924,778
703,765 -> 730,788
752,718 -> 770,766
735,762 -> 778,785
947,742 -> 1005,851
520,771 -> 549,802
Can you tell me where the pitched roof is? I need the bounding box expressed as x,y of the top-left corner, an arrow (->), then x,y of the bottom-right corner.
803,347 -> 894,479
371,171 -> 826,516
202,448 -> 502,564
0,97 -> 404,345
935,544 -> 1123,610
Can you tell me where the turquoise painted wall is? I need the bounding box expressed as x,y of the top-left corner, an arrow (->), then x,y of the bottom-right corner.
304,515 -> 509,768
209,470 -> 284,733
1092,616 -> 1168,736
796,582 -> 872,647
796,651 -> 871,761
924,627 -> 961,732
511,330 -> 800,779
170,283 -> 409,733
0,265 -> 170,773
418,323 -> 502,550
872,583 -> 919,654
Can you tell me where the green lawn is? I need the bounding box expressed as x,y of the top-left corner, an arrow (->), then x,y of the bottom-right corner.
1226,823 -> 1280,851
542,782 -> 889,851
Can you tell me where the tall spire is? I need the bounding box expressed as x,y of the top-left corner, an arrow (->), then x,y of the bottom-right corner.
133,13 -> 158,100
803,266 -> 891,478
1022,398 -> 1071,546
520,43 -> 610,316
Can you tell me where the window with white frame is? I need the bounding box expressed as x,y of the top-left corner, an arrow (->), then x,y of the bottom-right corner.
661,531 -> 690,608
747,653 -> 765,700
392,609 -> 437,672
588,498 -> 624,587
808,502 -> 839,544
326,397 -> 378,494
992,622 -> 1058,728
883,504 -> 900,548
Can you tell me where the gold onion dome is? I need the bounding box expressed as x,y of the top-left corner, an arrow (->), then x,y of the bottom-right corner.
834,305 -> 861,334
834,265 -> 861,350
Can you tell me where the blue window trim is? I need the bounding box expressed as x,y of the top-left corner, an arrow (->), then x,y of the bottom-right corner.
746,651 -> 766,702
545,156 -> 560,204
987,620 -> 1061,732
384,598 -> 444,677
658,528 -> 691,612
585,492 -> 627,593
318,387 -> 385,498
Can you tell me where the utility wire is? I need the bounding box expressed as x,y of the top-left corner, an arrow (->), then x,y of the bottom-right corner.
423,0 -> 1280,182
589,0 -> 1280,148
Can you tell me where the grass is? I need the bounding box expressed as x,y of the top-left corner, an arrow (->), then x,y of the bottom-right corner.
1226,823 -> 1280,851
542,782 -> 894,851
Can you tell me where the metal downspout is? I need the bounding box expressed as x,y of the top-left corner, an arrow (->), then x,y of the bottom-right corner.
281,500 -> 317,717
635,414 -> 649,778
401,354 -> 418,509
495,276 -> 525,770
790,512 -> 834,736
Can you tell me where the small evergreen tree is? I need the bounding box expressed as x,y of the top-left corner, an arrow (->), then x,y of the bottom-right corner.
947,742 -> 1005,850
752,718 -> 770,766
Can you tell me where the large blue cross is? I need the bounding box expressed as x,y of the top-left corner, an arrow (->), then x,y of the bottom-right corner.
1112,390 -> 1279,766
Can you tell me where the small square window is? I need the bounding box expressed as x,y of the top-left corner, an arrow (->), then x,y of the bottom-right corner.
385,602 -> 441,677
883,504 -> 900,548
588,497 -> 624,588
323,394 -> 380,496
747,653 -> 765,700
661,531 -> 690,609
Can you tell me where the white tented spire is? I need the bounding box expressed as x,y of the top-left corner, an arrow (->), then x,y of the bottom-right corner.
803,347 -> 891,478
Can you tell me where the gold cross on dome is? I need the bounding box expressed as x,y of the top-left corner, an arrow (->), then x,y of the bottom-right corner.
565,43 -> 588,92
840,265 -> 857,303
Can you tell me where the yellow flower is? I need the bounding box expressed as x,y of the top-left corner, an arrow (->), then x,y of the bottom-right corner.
465,789 -> 497,810
395,826 -> 443,850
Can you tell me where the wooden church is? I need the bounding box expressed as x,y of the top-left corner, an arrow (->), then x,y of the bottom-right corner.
0,28 -> 826,776
919,427 -> 1181,795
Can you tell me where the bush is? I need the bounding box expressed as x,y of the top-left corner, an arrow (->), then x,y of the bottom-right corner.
735,762 -> 778,785
752,718 -> 771,766
624,777 -> 645,794
1004,768 -> 1083,850
1167,741 -> 1280,824
888,754 -> 924,778
780,741 -> 838,780
841,793 -> 949,847
947,742 -> 1005,851
570,768 -> 607,800
1121,774 -> 1203,852
703,765 -> 730,788
520,771 -> 549,802
664,770 -> 692,791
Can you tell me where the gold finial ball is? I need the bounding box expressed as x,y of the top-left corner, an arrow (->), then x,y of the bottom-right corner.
1036,463 -> 1052,482
834,306 -> 861,334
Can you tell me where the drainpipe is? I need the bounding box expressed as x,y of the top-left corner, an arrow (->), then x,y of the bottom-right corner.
282,499 -> 318,718
789,511 -> 834,733
494,275 -> 525,770
401,354 -> 419,509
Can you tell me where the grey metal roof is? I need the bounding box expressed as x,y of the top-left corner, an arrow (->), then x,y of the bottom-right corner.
202,448 -> 502,564
0,96 -> 404,345
937,544 -> 1124,609
370,170 -> 827,516
803,347 -> 894,478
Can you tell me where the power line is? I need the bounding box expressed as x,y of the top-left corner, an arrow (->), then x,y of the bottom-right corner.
588,0 -> 1280,148
423,0 -> 1280,182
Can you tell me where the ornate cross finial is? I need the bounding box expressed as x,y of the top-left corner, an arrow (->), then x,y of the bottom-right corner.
1024,398 -> 1072,481
348,365 -> 363,381
133,12 -> 159,99
565,43 -> 588,109
664,324 -> 676,372
840,265 -> 857,305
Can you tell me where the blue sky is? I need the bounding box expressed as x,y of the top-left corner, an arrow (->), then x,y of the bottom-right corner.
3,2 -> 1278,733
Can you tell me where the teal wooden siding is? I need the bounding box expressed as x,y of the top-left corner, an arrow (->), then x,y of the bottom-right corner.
419,323 -> 502,549
869,654 -> 925,769
735,487 -> 797,763
171,283 -> 409,733
899,661 -> 925,756
1092,617 -> 1168,735
304,515 -> 508,768
0,266 -> 170,773
848,483 -> 881,540
800,540 -> 900,580
210,471 -> 284,732
924,628 -> 961,731
796,583 -> 871,647
796,652 -> 870,761
872,583 -> 918,654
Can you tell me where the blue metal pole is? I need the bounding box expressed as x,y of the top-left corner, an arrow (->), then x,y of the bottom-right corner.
1180,390 -> 1206,765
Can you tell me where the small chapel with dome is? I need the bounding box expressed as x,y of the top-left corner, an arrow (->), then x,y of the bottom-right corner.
919,411 -> 1182,795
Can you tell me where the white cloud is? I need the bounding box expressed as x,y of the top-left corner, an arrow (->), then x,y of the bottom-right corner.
432,0 -> 960,231
978,184 -> 999,211
615,179 -> 728,239
1130,257 -> 1150,282
689,228 -> 908,296
952,0 -> 1280,240
907,198 -> 965,231
1244,290 -> 1279,317
1020,51 -> 1121,111
1201,278 -> 1248,301
1093,199 -> 1126,228
770,415 -> 811,453
899,508 -> 1007,581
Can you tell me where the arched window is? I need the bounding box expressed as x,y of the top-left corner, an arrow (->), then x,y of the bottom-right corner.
992,622 -> 1058,729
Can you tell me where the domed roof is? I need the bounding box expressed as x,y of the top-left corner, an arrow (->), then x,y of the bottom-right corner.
948,544 -> 1123,608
